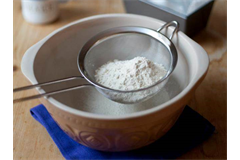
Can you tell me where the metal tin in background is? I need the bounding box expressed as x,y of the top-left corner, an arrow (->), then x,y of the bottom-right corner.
123,0 -> 214,37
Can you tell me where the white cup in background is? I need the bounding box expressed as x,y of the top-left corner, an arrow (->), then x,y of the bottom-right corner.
21,0 -> 64,24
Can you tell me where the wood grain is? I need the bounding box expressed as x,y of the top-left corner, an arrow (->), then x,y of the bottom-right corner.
13,0 -> 227,159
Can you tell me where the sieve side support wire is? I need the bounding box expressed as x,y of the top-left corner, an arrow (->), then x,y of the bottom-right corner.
157,21 -> 179,40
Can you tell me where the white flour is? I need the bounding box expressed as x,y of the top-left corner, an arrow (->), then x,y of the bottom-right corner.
94,57 -> 167,103
95,57 -> 167,91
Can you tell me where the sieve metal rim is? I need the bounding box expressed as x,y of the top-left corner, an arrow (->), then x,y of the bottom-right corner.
77,24 -> 178,93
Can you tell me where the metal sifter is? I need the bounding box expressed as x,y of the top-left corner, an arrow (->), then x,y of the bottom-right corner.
13,21 -> 179,104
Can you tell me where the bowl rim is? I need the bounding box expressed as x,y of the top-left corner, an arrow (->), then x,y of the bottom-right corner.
21,14 -> 209,120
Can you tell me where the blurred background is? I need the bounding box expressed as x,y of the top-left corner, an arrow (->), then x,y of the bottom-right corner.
14,0 -> 227,159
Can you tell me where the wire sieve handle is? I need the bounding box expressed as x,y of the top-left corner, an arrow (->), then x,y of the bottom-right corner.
13,76 -> 93,103
157,21 -> 179,40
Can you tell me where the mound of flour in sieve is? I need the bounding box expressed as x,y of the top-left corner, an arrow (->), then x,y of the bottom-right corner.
95,57 -> 167,91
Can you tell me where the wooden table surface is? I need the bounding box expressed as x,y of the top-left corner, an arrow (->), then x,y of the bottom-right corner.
13,0 -> 227,159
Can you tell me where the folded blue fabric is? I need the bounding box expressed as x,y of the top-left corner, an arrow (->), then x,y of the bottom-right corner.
30,104 -> 215,159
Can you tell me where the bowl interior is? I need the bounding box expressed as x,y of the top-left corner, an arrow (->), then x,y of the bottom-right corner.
33,15 -> 189,116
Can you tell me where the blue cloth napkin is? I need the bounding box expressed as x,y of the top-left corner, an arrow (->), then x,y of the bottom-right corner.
30,104 -> 215,159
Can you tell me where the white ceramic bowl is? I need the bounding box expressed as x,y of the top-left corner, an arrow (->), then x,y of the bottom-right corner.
21,14 -> 209,152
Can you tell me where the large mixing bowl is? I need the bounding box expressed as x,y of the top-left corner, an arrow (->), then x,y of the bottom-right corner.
21,14 -> 209,152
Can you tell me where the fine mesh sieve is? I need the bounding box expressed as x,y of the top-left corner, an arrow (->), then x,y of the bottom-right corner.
13,21 -> 179,104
